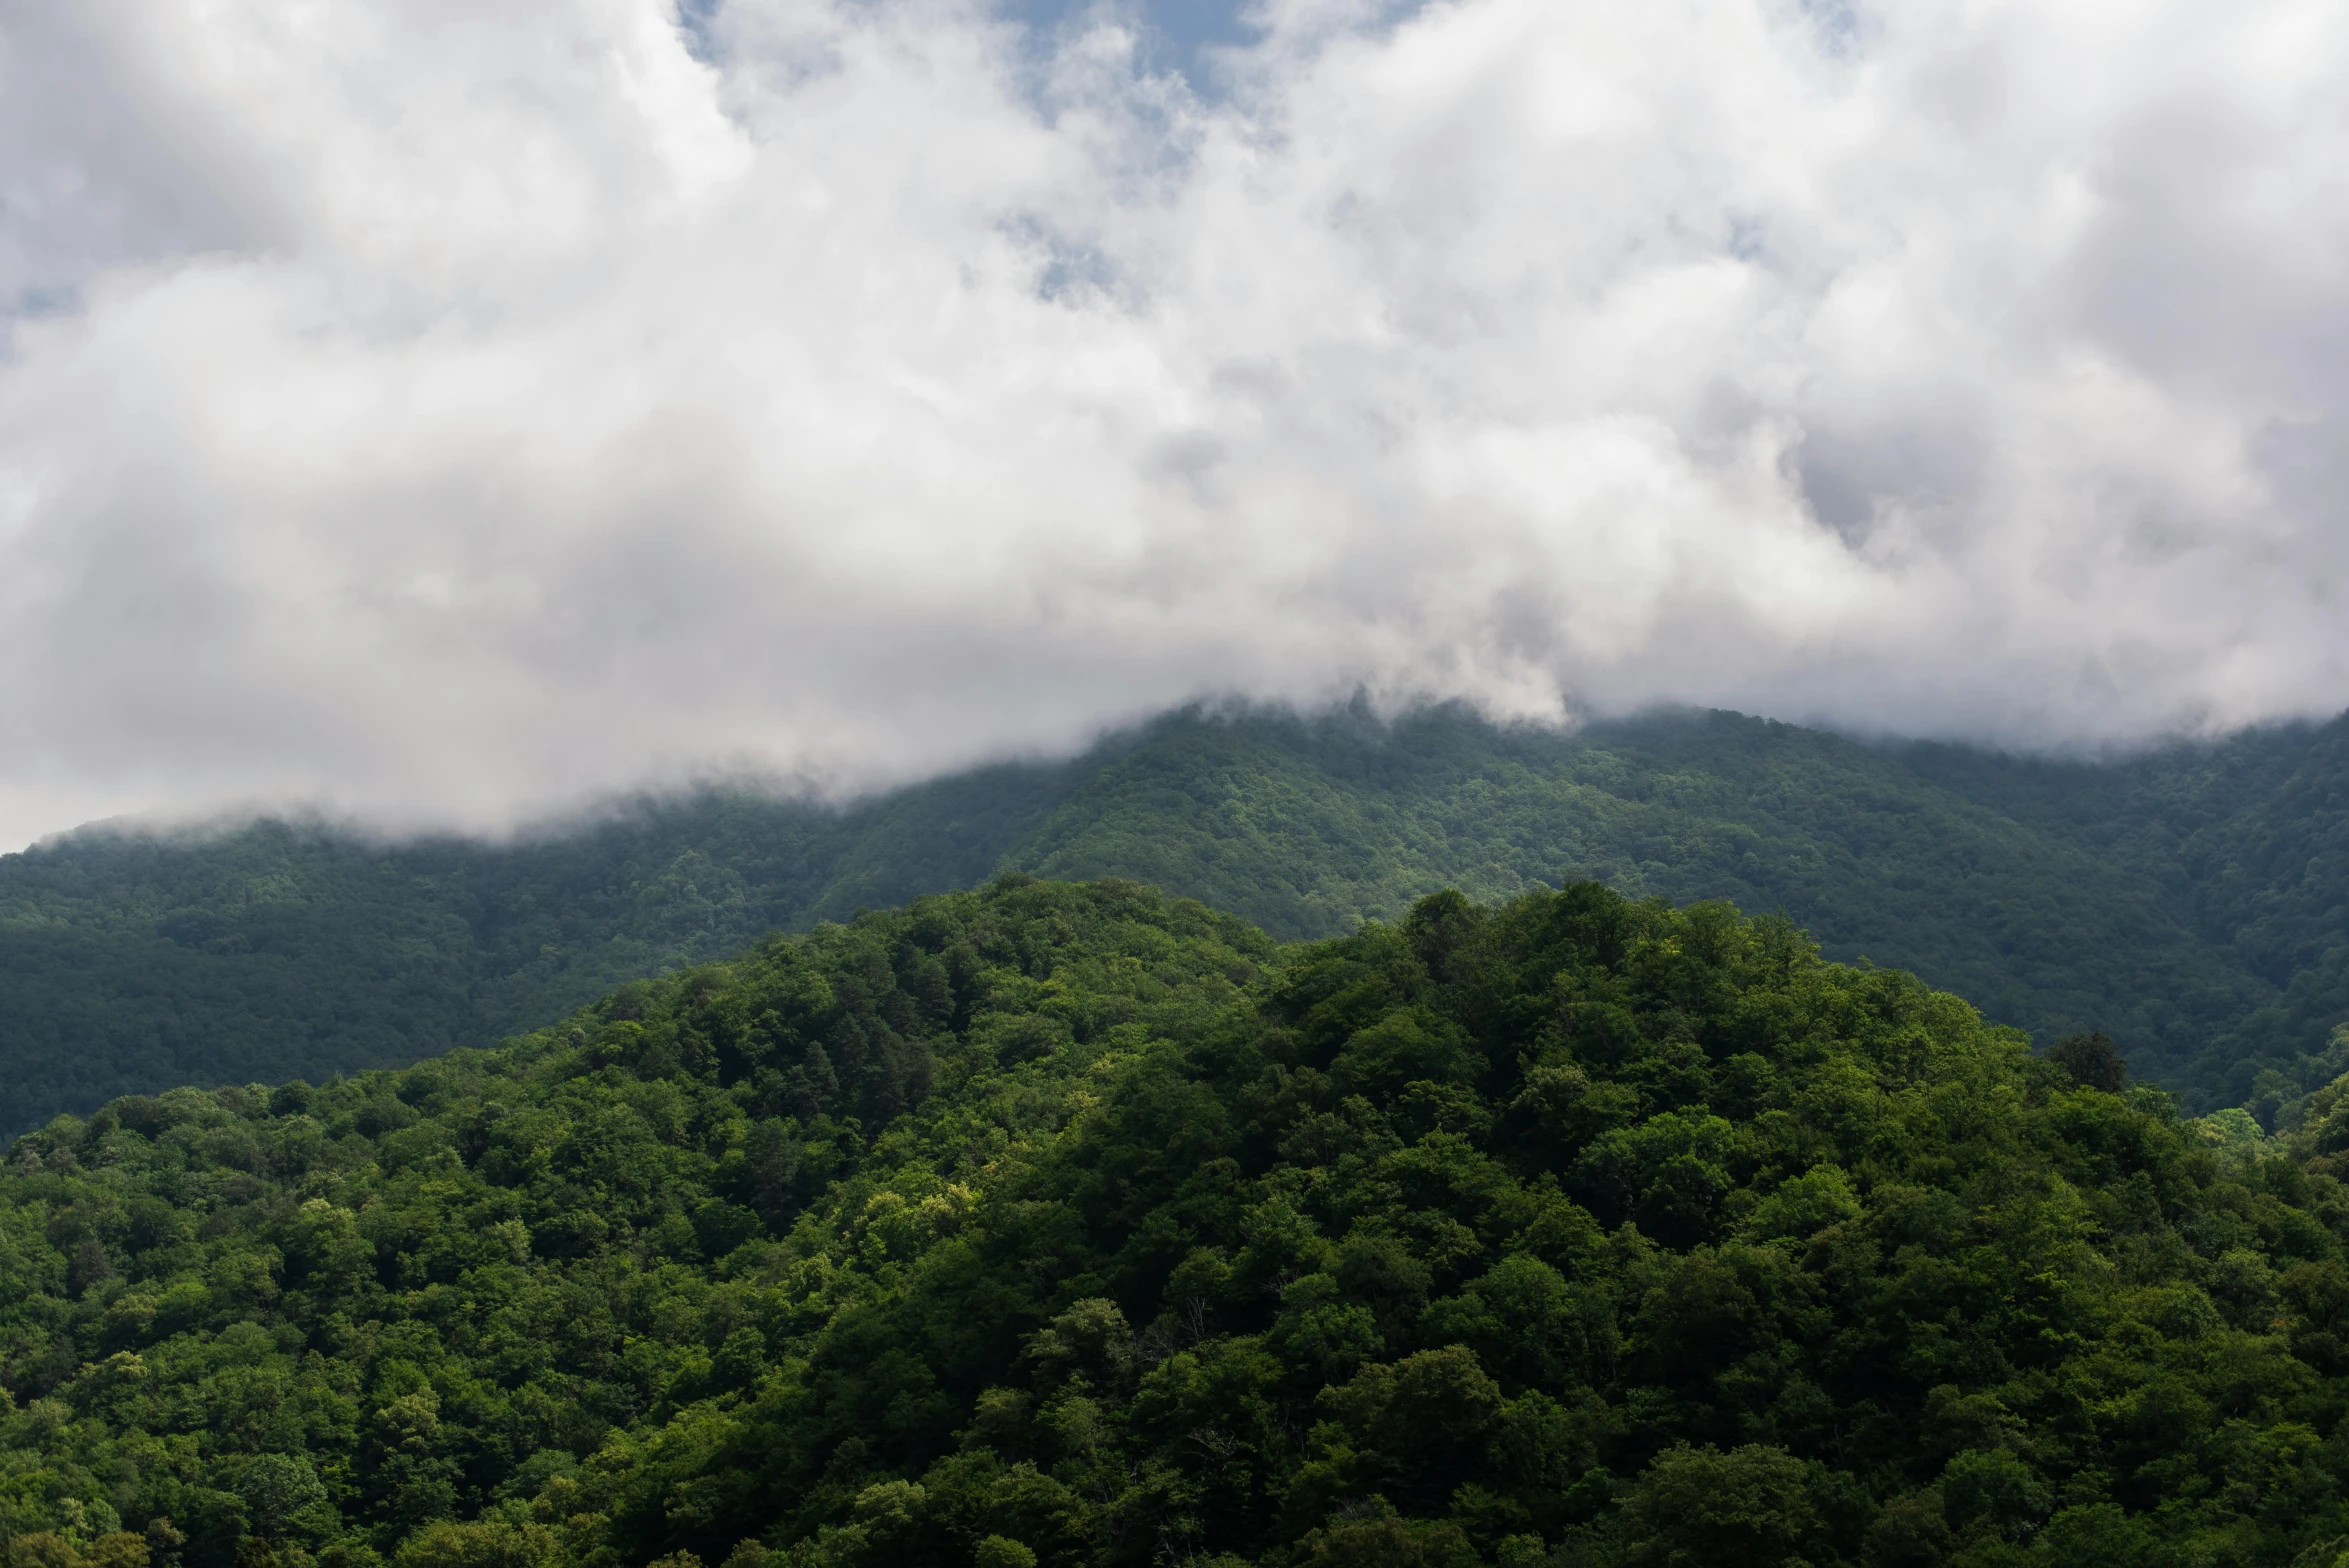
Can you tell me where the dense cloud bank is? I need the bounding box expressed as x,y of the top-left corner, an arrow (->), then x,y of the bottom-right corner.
2,0 -> 2346,845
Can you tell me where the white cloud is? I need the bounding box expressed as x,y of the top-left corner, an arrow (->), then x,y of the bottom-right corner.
2,0 -> 2346,845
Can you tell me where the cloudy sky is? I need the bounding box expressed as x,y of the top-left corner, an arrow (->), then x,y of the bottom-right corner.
2,0 -> 2346,848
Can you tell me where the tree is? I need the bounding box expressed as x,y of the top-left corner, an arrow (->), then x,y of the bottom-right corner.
2050,1030 -> 2126,1092
1618,1444 -> 1826,1567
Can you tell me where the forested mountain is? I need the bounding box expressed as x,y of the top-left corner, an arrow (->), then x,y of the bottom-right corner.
3,704 -> 2346,1132
8,878 -> 2349,1568
1895,719 -> 2349,1117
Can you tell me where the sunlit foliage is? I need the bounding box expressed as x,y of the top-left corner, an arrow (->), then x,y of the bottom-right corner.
7,879 -> 2349,1567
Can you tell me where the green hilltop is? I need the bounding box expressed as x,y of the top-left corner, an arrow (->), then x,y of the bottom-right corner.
7,878 -> 2349,1568
3,703 -> 2347,1132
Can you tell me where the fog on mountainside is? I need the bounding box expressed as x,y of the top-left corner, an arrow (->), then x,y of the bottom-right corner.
11,0 -> 2349,1562
5,704 -> 2347,1135
6,0 -> 2349,845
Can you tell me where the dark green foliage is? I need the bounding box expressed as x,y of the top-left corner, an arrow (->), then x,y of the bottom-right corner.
5,702 -> 2348,1135
0,764 -> 1082,1136
2048,1033 -> 2126,1093
1896,715 -> 2349,1116
9,879 -> 2349,1568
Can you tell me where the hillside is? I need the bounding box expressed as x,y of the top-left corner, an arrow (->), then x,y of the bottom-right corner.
7,878 -> 2349,1568
1896,719 -> 2349,1114
2,704 -> 2345,1131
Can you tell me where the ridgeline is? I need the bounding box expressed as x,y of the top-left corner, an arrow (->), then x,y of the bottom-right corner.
4,703 -> 2348,1134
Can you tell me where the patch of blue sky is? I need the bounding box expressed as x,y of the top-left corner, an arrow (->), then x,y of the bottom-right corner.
1007,0 -> 1258,84
675,0 -> 1430,95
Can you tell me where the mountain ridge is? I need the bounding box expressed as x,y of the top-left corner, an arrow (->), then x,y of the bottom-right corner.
3,702 -> 2345,1131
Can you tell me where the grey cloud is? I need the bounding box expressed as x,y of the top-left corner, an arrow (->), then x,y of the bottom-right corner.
1,0 -> 2346,847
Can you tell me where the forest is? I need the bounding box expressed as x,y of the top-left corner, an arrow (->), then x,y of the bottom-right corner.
4,702 -> 2347,1135
8,876 -> 2349,1568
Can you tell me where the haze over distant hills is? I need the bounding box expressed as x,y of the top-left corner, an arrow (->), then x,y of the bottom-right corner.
3,702 -> 2346,1133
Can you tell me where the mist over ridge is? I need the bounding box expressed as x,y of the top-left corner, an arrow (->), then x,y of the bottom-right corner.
8,699 -> 2349,1137
5,0 -> 2349,849
13,5 -> 2349,1548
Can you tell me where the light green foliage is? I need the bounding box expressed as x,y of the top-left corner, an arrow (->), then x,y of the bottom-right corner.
972,1538 -> 1037,1568
2198,1106 -> 2271,1154
8,703 -> 2349,1133
9,878 -> 2349,1566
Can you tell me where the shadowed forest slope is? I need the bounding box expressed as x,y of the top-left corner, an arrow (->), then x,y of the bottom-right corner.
3,704 -> 2346,1129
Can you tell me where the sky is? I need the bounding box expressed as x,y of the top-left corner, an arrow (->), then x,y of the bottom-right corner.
2,0 -> 2347,849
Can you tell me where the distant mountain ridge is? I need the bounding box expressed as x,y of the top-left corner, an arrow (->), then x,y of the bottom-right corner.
2,701 -> 2345,1130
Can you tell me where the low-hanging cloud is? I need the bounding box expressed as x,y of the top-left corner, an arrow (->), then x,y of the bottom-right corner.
3,0 -> 2346,846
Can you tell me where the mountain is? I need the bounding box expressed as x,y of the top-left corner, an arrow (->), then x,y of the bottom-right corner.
5,877 -> 2348,1568
1894,719 -> 2349,1115
3,703 -> 2346,1132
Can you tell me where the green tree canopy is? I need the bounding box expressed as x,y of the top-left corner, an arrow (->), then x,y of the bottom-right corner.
3,878 -> 2349,1568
